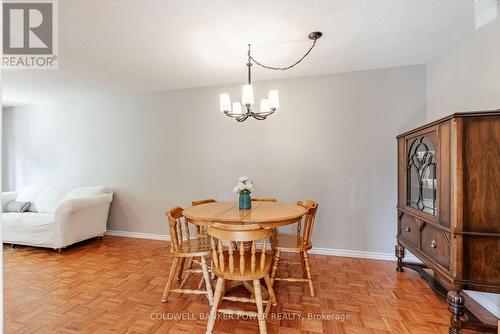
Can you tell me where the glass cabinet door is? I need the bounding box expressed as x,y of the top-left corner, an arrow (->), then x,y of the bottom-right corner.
407,136 -> 437,216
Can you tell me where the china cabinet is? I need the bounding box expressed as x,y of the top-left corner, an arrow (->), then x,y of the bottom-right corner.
396,111 -> 500,333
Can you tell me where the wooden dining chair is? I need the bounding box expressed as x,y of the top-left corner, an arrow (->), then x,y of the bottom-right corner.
192,199 -> 217,206
251,198 -> 278,235
161,207 -> 213,305
270,200 -> 318,297
192,199 -> 217,237
251,198 -> 277,202
206,224 -> 277,334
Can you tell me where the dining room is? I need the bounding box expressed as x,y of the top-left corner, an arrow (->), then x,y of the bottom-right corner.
2,1 -> 500,333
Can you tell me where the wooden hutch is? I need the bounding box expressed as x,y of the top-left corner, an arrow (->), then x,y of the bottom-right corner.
395,111 -> 500,333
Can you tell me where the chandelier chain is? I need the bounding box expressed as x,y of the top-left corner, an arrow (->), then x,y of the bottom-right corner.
247,38 -> 317,71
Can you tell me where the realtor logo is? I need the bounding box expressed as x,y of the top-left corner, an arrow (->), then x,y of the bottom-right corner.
2,0 -> 58,69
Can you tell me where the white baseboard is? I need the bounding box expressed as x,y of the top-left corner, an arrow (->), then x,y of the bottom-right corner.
464,291 -> 500,318
309,247 -> 420,262
106,230 -> 170,241
105,230 -> 420,262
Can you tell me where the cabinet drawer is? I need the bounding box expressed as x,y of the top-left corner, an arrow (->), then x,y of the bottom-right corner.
399,213 -> 419,247
421,223 -> 450,269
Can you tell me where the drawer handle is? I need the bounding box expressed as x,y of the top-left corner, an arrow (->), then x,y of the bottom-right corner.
430,240 -> 437,248
405,227 -> 411,232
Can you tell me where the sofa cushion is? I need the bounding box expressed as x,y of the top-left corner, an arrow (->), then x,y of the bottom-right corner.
2,212 -> 55,233
5,201 -> 31,213
13,185 -> 108,214
34,186 -> 74,213
16,185 -> 43,212
64,186 -> 107,199
2,212 -> 56,246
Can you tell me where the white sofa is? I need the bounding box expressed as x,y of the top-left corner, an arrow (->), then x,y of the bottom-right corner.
1,185 -> 113,250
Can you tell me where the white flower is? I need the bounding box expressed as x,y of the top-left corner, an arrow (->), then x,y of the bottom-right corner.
233,177 -> 254,194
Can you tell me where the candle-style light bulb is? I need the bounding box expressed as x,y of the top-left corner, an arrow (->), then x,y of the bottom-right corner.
242,84 -> 254,106
268,90 -> 279,109
232,102 -> 242,114
260,99 -> 270,113
220,93 -> 231,112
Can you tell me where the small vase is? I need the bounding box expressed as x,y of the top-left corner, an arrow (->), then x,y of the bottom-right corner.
239,193 -> 252,210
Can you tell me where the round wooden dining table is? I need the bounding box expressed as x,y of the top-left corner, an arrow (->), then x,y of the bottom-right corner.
183,200 -> 306,297
182,200 -> 306,228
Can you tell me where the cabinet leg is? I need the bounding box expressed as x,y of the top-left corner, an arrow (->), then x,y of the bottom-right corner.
395,244 -> 405,272
447,290 -> 465,334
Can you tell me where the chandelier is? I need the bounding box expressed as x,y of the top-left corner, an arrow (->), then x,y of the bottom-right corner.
219,32 -> 323,122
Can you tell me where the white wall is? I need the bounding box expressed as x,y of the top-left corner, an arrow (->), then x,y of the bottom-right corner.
2,65 -> 427,254
427,17 -> 500,120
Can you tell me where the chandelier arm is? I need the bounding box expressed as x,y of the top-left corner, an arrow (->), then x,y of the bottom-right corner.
251,114 -> 266,120
251,111 -> 274,120
248,38 -> 317,71
236,114 -> 249,122
224,111 -> 239,118
252,110 -> 275,117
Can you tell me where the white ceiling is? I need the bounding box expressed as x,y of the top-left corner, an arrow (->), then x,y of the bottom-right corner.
2,0 -> 477,105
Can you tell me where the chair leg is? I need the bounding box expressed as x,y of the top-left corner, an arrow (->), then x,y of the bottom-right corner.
270,250 -> 281,286
263,274 -> 277,315
253,280 -> 267,334
299,252 -> 307,278
187,257 -> 194,269
177,258 -> 186,281
206,277 -> 224,334
162,257 -> 180,303
200,256 -> 214,305
242,281 -> 256,296
210,258 -> 215,280
197,276 -> 204,290
302,251 -> 315,297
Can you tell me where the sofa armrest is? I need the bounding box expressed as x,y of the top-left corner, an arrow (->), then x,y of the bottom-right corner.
55,193 -> 113,216
52,193 -> 113,248
2,191 -> 19,212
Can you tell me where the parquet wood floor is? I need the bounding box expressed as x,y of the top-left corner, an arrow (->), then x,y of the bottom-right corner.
2,236 -> 485,334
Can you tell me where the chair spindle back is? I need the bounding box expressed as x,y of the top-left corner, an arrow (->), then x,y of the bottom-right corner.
296,200 -> 319,244
166,207 -> 191,253
207,224 -> 273,275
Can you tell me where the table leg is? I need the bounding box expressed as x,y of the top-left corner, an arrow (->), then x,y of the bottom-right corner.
242,281 -> 255,295
224,280 -> 269,300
